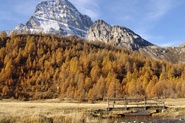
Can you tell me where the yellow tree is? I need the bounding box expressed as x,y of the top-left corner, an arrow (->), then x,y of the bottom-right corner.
181,80 -> 185,97
2,85 -> 10,97
90,64 -> 101,81
91,76 -> 106,100
107,77 -> 121,98
4,58 -> 15,81
0,31 -> 7,40
146,75 -> 158,97
84,77 -> 92,92
69,57 -> 79,74
127,79 -> 137,97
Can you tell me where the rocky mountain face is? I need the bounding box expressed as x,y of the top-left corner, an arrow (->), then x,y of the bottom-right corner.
13,0 -> 93,37
9,0 -> 185,63
87,20 -> 185,63
138,46 -> 185,63
87,20 -> 154,50
179,42 -> 185,47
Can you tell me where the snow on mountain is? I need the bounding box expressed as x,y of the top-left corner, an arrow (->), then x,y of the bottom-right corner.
13,0 -> 93,37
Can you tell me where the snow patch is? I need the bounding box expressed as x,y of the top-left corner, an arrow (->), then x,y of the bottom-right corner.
13,0 -> 93,37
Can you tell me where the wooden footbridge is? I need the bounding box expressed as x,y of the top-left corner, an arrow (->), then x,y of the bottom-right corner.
107,97 -> 166,111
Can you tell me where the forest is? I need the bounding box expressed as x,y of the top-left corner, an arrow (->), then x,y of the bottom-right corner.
0,31 -> 185,101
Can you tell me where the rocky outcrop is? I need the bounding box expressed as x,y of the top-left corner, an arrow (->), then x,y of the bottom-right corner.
179,42 -> 185,47
13,0 -> 93,37
87,20 -> 185,63
87,20 -> 154,50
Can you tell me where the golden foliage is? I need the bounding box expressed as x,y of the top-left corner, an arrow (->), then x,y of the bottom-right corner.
0,34 -> 185,100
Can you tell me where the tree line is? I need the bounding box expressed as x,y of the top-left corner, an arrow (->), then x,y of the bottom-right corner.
0,31 -> 185,101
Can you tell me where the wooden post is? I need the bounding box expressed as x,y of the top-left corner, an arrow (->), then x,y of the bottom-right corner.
163,100 -> 165,110
107,98 -> 109,110
144,97 -> 146,110
124,98 -> 127,110
163,93 -> 165,110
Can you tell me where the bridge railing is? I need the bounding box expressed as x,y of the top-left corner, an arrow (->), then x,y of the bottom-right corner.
107,97 -> 165,110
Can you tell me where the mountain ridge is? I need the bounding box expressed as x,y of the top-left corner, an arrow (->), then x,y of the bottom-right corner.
2,0 -> 185,63
87,19 -> 154,50
12,0 -> 93,37
86,19 -> 185,63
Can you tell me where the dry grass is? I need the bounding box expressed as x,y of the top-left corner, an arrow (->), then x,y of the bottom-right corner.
0,99 -> 107,123
164,98 -> 185,108
0,98 -> 185,123
151,98 -> 185,117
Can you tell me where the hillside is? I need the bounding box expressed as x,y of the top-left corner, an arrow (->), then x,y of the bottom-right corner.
87,20 -> 185,63
0,32 -> 185,101
138,46 -> 185,63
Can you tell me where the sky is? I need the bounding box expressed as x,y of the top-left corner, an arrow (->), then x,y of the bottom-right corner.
0,0 -> 185,46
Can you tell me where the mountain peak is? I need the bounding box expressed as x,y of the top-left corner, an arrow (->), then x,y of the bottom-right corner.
56,0 -> 66,4
13,0 -> 93,37
95,19 -> 107,24
87,20 -> 154,50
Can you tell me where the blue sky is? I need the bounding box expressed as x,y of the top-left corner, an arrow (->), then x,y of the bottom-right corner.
0,0 -> 185,46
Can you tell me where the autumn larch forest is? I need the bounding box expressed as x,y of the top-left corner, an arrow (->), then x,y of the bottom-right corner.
0,31 -> 185,101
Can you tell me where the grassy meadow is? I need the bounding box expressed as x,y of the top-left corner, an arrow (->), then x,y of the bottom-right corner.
0,98 -> 185,123
0,99 -> 108,123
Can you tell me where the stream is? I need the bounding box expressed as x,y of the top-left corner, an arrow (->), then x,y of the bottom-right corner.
96,116 -> 185,123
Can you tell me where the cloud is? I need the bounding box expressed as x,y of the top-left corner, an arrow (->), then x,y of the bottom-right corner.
130,0 -> 178,45
69,0 -> 100,20
134,0 -> 176,27
146,0 -> 174,21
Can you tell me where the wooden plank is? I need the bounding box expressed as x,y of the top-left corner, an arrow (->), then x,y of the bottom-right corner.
107,97 -> 165,111
108,98 -> 144,101
124,110 -> 151,116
